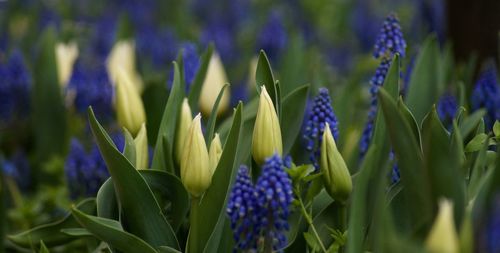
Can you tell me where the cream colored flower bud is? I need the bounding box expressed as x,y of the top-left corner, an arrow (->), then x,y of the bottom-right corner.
209,133 -> 222,175
199,52 -> 230,116
252,86 -> 282,164
55,41 -> 78,87
115,69 -> 146,136
181,114 -> 211,197
426,199 -> 459,253
134,123 -> 148,169
321,122 -> 352,203
107,40 -> 144,93
175,98 -> 193,164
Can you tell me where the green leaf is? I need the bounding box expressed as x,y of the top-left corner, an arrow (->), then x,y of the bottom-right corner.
255,51 -> 279,116
450,121 -> 466,175
158,246 -> 182,253
188,44 -> 214,111
468,138 -> 490,200
281,84 -> 310,154
421,107 -> 465,224
378,88 -> 434,233
465,133 -> 488,152
60,228 -> 92,237
96,179 -> 119,221
397,97 -> 422,148
304,231 -> 321,252
88,108 -> 179,249
39,241 -> 49,253
188,103 -> 243,253
123,128 -> 137,167
493,121 -> 500,138
205,84 -> 229,148
32,27 -> 67,160
406,35 -> 441,123
151,62 -> 185,173
98,169 -> 189,232
8,198 -> 96,248
459,109 -> 486,139
71,208 -> 157,253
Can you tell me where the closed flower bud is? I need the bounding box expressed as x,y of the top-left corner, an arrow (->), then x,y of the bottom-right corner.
181,114 -> 211,197
115,69 -> 146,136
134,123 -> 148,169
175,98 -> 193,164
56,41 -> 78,87
199,52 -> 230,116
320,122 -> 352,203
252,86 -> 282,164
107,40 -> 144,93
209,133 -> 222,175
426,199 -> 459,253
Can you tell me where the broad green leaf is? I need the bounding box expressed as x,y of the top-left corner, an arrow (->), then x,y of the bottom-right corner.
205,84 -> 229,149
32,27 -> 66,160
142,81 -> 168,144
378,88 -> 434,234
397,97 -> 422,148
406,35 -> 440,123
255,51 -> 279,116
465,133 -> 488,152
158,246 -> 182,253
493,121 -> 500,138
151,62 -> 185,173
98,170 -> 189,232
123,128 -> 137,167
188,44 -> 214,111
71,208 -> 157,253
8,198 -> 96,248
187,103 -> 243,253
281,84 -> 310,154
88,108 -> 179,249
60,228 -> 92,237
421,107 -> 465,224
278,35 -> 306,97
459,109 -> 486,139
450,121 -> 466,175
468,138 -> 490,200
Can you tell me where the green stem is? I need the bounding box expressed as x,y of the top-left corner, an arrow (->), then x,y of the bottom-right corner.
298,195 -> 327,253
335,202 -> 347,253
5,177 -> 23,208
189,198 -> 201,253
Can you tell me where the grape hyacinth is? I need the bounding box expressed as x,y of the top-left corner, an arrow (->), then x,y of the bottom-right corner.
437,93 -> 458,129
65,135 -> 123,199
226,166 -> 258,251
227,155 -> 293,252
303,88 -> 339,170
257,11 -> 287,62
66,60 -> 114,120
1,150 -> 31,191
0,49 -> 32,124
359,58 -> 391,159
373,13 -> 407,59
471,64 -> 500,130
168,42 -> 200,93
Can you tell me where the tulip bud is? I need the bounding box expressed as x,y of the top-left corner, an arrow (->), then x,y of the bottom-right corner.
209,133 -> 222,175
115,69 -> 146,136
320,122 -> 352,203
107,40 -> 144,93
252,86 -> 282,164
199,52 -> 230,116
175,98 -> 193,164
181,114 -> 211,197
426,199 -> 459,253
55,41 -> 78,87
134,123 -> 149,169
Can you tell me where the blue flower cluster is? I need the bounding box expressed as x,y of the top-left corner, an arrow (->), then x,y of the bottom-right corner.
0,50 -> 31,124
257,11 -> 287,62
227,154 -> 293,252
65,134 -> 124,199
471,64 -> 500,130
1,150 -> 31,191
167,42 -> 200,93
437,93 -> 458,129
359,58 -> 391,159
373,13 -> 407,59
66,60 -> 114,120
303,88 -> 339,170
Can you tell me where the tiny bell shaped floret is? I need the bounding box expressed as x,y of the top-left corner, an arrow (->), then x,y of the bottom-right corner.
426,199 -> 459,253
175,98 -> 193,164
252,86 -> 283,165
321,122 -> 352,203
115,69 -> 146,136
209,133 -> 222,176
181,114 -> 211,197
134,123 -> 148,169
